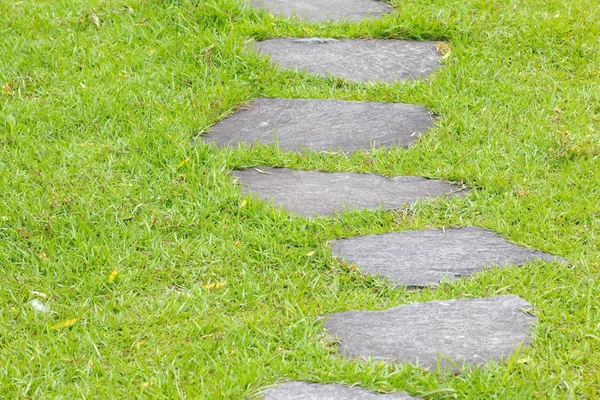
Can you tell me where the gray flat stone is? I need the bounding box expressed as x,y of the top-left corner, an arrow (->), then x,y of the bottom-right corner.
252,38 -> 441,82
323,295 -> 536,370
260,382 -> 420,400
203,98 -> 434,152
249,0 -> 393,22
330,227 -> 566,287
231,168 -> 467,217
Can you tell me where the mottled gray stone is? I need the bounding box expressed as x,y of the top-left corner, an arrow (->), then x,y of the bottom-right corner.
323,295 -> 536,370
260,382 -> 420,400
231,168 -> 467,217
249,0 -> 393,22
252,38 -> 441,82
330,227 -> 566,287
203,98 -> 434,152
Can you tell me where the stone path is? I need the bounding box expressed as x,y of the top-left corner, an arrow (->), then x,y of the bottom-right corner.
323,295 -> 536,370
200,0 -> 566,396
251,39 -> 441,82
202,98 -> 434,152
232,168 -> 467,217
249,0 -> 393,22
330,226 -> 566,286
260,382 -> 420,399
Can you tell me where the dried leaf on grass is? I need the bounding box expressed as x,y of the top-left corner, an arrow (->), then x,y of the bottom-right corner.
91,13 -> 99,28
109,270 -> 118,282
51,319 -> 78,330
437,43 -> 452,60
202,282 -> 226,290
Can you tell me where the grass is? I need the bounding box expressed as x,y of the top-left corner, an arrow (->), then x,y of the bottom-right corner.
1,0 -> 599,398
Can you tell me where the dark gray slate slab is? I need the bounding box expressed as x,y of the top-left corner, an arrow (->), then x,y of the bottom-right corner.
249,0 -> 393,22
203,98 -> 434,152
252,38 -> 441,82
260,382 -> 420,400
231,168 -> 467,217
330,227 -> 566,287
323,295 -> 536,370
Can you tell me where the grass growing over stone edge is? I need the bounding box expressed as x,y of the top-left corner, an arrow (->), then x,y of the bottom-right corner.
1,0 -> 599,398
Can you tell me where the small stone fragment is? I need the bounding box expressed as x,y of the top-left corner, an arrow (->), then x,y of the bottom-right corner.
231,168 -> 467,217
323,295 -> 537,370
249,0 -> 393,22
330,227 -> 566,286
260,381 -> 420,399
203,98 -> 434,151
252,38 -> 442,82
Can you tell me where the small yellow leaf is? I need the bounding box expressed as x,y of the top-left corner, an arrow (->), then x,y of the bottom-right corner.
32,290 -> 48,298
518,190 -> 527,197
109,270 -> 118,282
437,43 -> 452,60
91,13 -> 100,28
306,251 -> 316,257
233,241 -> 242,248
40,252 -> 48,261
177,158 -> 190,168
142,382 -> 153,389
240,199 -> 247,208
135,341 -> 145,349
51,318 -> 78,330
2,83 -> 11,94
202,282 -> 226,290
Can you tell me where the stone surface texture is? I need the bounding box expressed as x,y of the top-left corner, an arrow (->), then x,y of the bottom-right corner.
330,227 -> 565,287
249,0 -> 393,22
252,38 -> 441,82
323,295 -> 536,370
231,168 -> 467,217
260,382 -> 420,400
203,98 -> 434,151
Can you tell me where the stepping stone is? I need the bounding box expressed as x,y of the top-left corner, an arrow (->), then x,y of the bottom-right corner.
252,38 -> 441,82
330,227 -> 566,287
231,168 -> 467,217
249,0 -> 393,22
203,98 -> 434,152
260,382 -> 420,399
323,295 -> 536,370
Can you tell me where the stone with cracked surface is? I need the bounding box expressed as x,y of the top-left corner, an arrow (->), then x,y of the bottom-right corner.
249,0 -> 393,22
203,98 -> 434,152
251,38 -> 441,82
330,227 -> 566,287
231,168 -> 467,217
323,295 -> 536,370
260,382 -> 420,400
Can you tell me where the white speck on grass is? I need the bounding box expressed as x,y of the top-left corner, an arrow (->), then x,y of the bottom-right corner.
30,299 -> 50,314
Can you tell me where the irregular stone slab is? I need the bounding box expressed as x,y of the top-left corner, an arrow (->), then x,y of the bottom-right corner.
330,227 -> 566,287
261,382 -> 420,400
323,295 -> 536,370
252,38 -> 441,82
231,168 -> 467,217
203,98 -> 434,152
249,0 -> 393,22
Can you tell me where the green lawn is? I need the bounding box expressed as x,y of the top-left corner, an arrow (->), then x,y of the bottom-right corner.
1,0 -> 599,398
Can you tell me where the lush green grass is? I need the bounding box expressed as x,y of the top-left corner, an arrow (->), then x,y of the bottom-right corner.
1,0 -> 599,398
